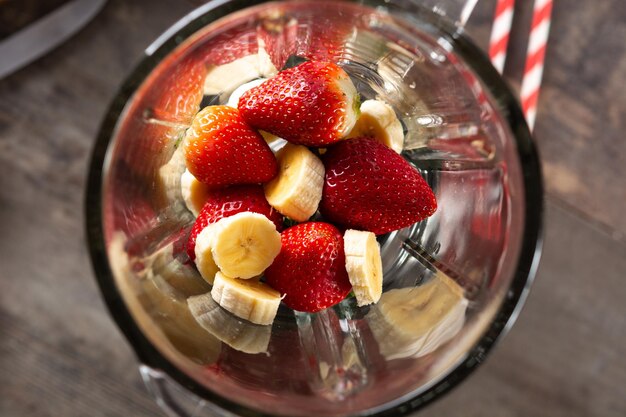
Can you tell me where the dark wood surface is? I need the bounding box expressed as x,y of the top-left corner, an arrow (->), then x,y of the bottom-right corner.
0,0 -> 624,416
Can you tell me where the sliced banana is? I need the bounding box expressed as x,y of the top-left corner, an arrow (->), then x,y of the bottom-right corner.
348,99 -> 404,153
260,130 -> 282,145
210,212 -> 282,279
210,271 -> 282,325
367,273 -> 468,360
256,45 -> 278,78
187,293 -> 272,354
194,224 -> 220,285
204,53 -> 278,96
264,143 -> 324,222
180,169 -> 211,217
344,229 -> 383,306
335,72 -> 360,138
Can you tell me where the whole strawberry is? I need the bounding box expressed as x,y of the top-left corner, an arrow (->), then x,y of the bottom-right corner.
183,105 -> 277,187
320,137 -> 437,234
186,185 -> 283,261
238,61 -> 359,146
265,222 -> 352,312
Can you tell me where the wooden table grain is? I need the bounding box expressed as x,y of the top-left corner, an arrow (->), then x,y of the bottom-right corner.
0,1 -> 624,416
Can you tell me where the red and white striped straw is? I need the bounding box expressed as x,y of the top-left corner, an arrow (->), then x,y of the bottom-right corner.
488,0 -> 516,74
520,0 -> 553,130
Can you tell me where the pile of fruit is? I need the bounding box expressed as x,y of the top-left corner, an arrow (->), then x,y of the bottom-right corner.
176,60 -> 437,325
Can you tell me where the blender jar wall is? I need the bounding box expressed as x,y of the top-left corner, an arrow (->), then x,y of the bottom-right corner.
86,1 -> 542,416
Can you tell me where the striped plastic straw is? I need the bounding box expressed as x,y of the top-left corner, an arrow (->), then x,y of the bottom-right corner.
520,0 -> 554,130
488,0 -> 516,74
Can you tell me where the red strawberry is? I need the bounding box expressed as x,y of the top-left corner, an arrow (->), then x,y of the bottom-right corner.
187,185 -> 283,260
183,105 -> 278,187
320,137 -> 437,234
265,222 -> 352,312
238,60 -> 360,146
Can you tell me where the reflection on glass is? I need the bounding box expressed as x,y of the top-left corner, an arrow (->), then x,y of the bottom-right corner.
368,272 -> 467,360
188,293 -> 272,355
294,308 -> 370,401
108,233 -> 221,365
146,242 -> 210,299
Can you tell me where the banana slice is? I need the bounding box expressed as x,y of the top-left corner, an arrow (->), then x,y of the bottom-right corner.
335,72 -> 360,138
256,45 -> 277,78
187,293 -> 272,354
344,229 -> 383,306
180,169 -> 211,217
348,99 -> 404,153
210,271 -> 282,325
210,212 -> 282,279
194,223 -> 220,285
260,130 -> 282,145
204,54 -> 278,96
264,143 -> 324,222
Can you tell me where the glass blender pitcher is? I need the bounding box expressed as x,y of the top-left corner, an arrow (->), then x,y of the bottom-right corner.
85,0 -> 543,416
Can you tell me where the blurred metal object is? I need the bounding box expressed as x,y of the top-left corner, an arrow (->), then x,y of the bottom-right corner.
0,0 -> 106,79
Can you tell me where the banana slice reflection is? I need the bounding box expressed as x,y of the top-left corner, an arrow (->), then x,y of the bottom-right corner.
109,233 -> 221,366
187,293 -> 272,355
154,144 -> 187,209
145,242 -> 210,299
204,52 -> 278,96
368,273 -> 468,360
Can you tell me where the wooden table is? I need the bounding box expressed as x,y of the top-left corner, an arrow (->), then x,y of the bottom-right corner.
1,0 -> 624,416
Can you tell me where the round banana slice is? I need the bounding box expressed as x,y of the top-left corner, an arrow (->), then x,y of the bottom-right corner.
194,224 -> 220,285
204,53 -> 278,96
210,212 -> 282,279
210,271 -> 282,325
264,143 -> 325,222
348,99 -> 404,153
180,169 -> 211,217
344,229 -> 383,306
